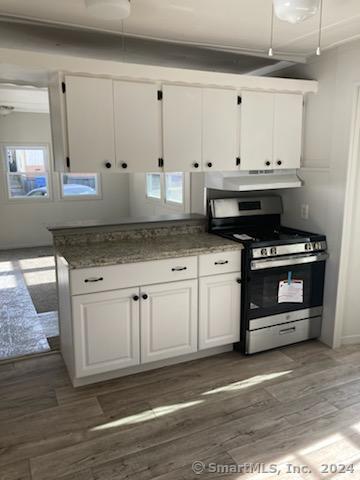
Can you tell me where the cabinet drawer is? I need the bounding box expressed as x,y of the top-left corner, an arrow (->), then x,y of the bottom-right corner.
70,256 -> 198,295
199,251 -> 241,277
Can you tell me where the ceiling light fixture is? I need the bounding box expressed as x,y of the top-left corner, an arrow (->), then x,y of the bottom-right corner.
85,0 -> 131,20
0,105 -> 15,116
273,0 -> 320,24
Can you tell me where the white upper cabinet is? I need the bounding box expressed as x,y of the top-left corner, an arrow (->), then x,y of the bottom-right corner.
113,81 -> 161,172
240,91 -> 274,170
202,88 -> 239,171
64,76 -> 116,172
240,91 -> 303,170
162,85 -> 203,172
273,93 -> 303,169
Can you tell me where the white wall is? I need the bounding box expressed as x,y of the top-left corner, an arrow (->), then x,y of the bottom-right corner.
0,112 -> 129,248
276,40 -> 360,346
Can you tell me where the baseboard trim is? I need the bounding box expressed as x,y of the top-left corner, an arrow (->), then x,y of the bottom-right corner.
341,335 -> 360,346
71,344 -> 234,387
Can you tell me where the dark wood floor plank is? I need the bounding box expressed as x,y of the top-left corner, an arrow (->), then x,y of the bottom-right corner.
0,460 -> 31,480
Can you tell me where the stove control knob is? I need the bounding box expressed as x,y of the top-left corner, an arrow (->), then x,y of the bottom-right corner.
261,248 -> 268,256
305,243 -> 312,251
315,242 -> 322,250
270,247 -> 277,256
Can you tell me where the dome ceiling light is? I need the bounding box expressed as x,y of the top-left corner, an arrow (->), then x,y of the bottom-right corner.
273,0 -> 320,24
85,0 -> 131,20
269,0 -> 324,57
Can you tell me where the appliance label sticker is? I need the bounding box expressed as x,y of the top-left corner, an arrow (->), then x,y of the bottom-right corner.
278,279 -> 303,303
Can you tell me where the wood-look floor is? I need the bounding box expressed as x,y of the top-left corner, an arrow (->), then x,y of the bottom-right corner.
1,341 -> 360,479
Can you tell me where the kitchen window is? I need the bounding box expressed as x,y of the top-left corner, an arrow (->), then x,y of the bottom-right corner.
146,173 -> 184,205
60,173 -> 101,199
4,145 -> 51,200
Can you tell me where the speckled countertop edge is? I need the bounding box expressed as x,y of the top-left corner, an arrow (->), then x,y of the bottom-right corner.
57,233 -> 243,270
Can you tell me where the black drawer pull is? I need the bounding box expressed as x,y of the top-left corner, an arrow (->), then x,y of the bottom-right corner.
236,278 -> 242,284
84,277 -> 104,283
279,327 -> 296,335
214,260 -> 229,265
133,295 -> 139,301
142,294 -> 148,300
171,266 -> 187,272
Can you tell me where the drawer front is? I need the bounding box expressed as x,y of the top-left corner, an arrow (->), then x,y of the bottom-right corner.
199,250 -> 241,277
247,316 -> 322,354
70,256 -> 198,295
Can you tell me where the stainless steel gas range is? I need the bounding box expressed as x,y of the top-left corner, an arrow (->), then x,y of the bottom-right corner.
209,196 -> 328,354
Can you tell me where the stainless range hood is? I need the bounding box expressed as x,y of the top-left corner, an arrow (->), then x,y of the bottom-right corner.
205,170 -> 302,192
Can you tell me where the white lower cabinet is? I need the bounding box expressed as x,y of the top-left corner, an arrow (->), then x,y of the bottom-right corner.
199,273 -> 241,350
140,279 -> 198,363
72,288 -> 140,377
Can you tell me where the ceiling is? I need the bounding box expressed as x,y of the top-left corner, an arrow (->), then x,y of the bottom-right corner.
0,0 -> 359,59
0,85 -> 49,113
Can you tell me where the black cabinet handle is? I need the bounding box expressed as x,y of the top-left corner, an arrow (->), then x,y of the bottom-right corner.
105,162 -> 112,169
236,157 -> 241,166
84,277 -> 104,283
277,160 -> 282,166
207,162 -> 213,168
142,294 -> 148,300
171,267 -> 187,272
121,163 -> 128,169
193,162 -> 199,169
133,295 -> 139,301
214,260 -> 229,265
236,278 -> 242,284
265,160 -> 271,167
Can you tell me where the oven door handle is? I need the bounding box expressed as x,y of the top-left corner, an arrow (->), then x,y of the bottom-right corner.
251,252 -> 329,270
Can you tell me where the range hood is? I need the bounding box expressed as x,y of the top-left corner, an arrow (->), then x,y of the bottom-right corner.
205,170 -> 302,191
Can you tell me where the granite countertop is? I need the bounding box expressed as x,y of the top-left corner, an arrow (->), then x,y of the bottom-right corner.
57,233 -> 243,269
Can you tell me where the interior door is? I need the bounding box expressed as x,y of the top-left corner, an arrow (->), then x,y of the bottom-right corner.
140,279 -> 198,363
113,80 -> 161,172
199,273 -> 241,350
273,93 -> 303,169
162,85 -> 202,172
240,91 -> 274,170
202,88 -> 239,171
65,75 -> 115,172
72,288 -> 140,377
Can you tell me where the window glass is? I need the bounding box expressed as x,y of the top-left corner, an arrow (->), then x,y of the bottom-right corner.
5,146 -> 49,199
146,173 -> 161,200
61,173 -> 99,197
165,173 -> 183,204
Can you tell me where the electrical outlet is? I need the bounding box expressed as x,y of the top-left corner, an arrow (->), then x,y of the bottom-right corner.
301,204 -> 309,220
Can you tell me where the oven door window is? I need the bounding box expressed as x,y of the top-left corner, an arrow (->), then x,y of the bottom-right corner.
247,261 -> 325,319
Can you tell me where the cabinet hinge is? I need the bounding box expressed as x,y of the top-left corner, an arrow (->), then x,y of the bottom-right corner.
236,157 -> 241,166
157,90 -> 163,101
66,157 -> 70,169
158,158 -> 164,168
61,82 -> 66,94
237,96 -> 242,105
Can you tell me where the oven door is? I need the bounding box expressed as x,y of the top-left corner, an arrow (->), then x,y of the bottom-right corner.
246,252 -> 327,323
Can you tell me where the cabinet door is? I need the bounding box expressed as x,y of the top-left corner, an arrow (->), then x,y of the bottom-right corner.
240,91 -> 274,170
72,288 -> 140,377
199,273 -> 240,350
202,88 -> 239,171
140,279 -> 198,363
113,81 -> 161,172
65,76 -> 115,172
273,93 -> 303,169
162,85 -> 202,172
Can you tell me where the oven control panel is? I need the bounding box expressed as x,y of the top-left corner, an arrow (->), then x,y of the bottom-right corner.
253,241 -> 327,259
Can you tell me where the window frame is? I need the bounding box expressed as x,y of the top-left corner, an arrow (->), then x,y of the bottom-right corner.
164,172 -> 185,207
2,143 -> 53,203
145,172 -> 187,212
59,173 -> 102,201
